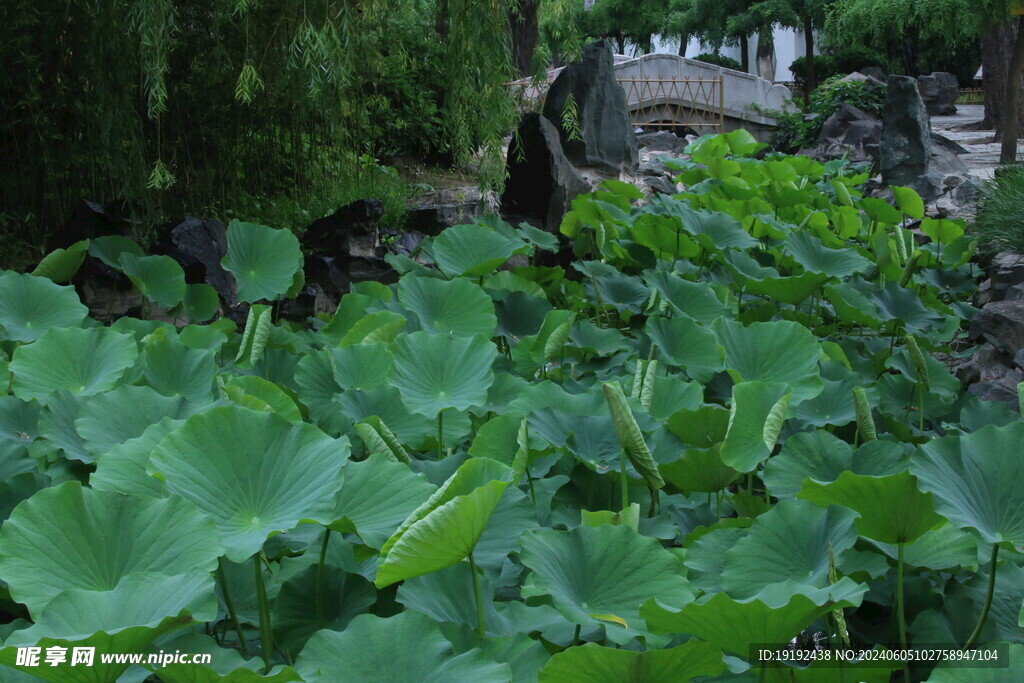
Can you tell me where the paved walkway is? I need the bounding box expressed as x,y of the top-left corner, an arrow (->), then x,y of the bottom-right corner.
931,104 -> 1008,182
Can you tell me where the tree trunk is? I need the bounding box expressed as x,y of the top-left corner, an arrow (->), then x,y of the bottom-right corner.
508,0 -> 539,77
756,27 -> 775,81
803,17 -> 816,93
740,32 -> 749,73
1000,17 -> 1024,164
678,32 -> 687,57
982,19 -> 1024,137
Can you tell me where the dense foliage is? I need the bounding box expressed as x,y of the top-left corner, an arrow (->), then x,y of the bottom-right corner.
692,53 -> 745,71
0,0 -> 513,256
0,132 -> 1018,681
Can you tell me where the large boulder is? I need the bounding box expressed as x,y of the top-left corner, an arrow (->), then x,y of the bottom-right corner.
917,72 -> 958,116
502,112 -> 589,230
168,218 -> 237,306
405,187 -> 500,235
881,75 -> 932,195
800,102 -> 881,163
969,300 -> 1024,357
542,40 -> 638,174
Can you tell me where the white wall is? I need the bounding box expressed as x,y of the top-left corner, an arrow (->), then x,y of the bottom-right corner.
643,27 -> 817,82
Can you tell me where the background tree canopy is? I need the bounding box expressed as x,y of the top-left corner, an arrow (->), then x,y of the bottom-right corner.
0,0 -> 513,254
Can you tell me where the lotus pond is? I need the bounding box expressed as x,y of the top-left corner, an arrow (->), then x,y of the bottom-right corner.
0,131 -> 1021,682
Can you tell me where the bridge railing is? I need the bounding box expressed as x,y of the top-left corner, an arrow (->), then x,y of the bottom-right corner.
504,76 -> 725,134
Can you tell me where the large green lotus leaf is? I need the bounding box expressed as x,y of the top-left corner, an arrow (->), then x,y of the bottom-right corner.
432,223 -> 526,277
0,571 -> 217,683
397,562 -> 566,640
0,481 -> 222,614
647,376 -> 703,421
660,444 -> 740,493
31,240 -> 90,284
329,343 -> 392,391
742,271 -> 830,306
375,478 -> 509,587
539,640 -> 723,683
330,453 -> 437,549
11,327 -> 138,402
926,644 -> 1024,682
793,378 -> 857,428
0,272 -> 88,342
646,317 -> 723,384
912,422 -> 1024,548
75,385 -> 188,461
142,337 -> 217,402
720,381 -> 791,472
783,231 -> 872,278
584,270 -> 650,314
35,391 -> 89,461
334,386 -> 434,447
870,282 -> 948,335
631,214 -> 701,261
272,564 -> 376,656
799,471 -> 944,544
825,281 -> 883,329
151,406 -> 349,562
720,499 -> 858,599
293,349 -> 347,435
651,197 -> 758,251
640,580 -> 867,656
91,417 -> 184,497
294,611 -> 510,683
223,375 -> 303,424
376,457 -> 513,579
712,319 -> 823,402
684,526 -> 752,594
221,221 -> 303,303
3,570 -> 216,646
666,405 -> 730,448
871,523 -> 979,571
389,331 -> 497,418
472,486 -> 540,570
140,631 -> 301,683
765,435 -> 907,500
88,235 -> 144,269
119,252 -> 187,308
643,272 -> 730,325
519,524 -> 693,642
397,275 -> 497,338
183,283 -> 220,324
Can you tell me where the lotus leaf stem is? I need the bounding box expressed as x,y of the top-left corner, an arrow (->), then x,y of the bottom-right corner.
254,551 -> 274,673
620,448 -> 629,512
469,553 -> 485,638
897,542 -> 910,682
965,544 -> 1000,648
217,558 -> 250,659
437,409 -> 444,459
316,529 -> 330,629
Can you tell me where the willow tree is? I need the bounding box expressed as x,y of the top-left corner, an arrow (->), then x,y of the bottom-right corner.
0,0 -> 513,252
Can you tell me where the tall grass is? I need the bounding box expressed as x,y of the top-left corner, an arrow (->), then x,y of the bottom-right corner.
972,164 -> 1024,253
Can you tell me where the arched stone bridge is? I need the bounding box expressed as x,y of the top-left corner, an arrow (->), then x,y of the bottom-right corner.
509,53 -> 798,141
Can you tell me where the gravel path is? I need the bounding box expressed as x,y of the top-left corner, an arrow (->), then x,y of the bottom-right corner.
930,104 -> 1011,182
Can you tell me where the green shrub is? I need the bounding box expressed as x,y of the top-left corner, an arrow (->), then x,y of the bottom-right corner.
971,164 -> 1024,253
830,46 -> 888,76
789,55 -> 838,91
692,53 -> 744,71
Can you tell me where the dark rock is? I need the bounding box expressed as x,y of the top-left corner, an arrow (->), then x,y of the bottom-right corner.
303,199 -> 384,254
819,103 -> 878,140
881,75 -> 933,197
502,112 -> 590,230
47,199 -> 132,251
953,343 -> 1005,384
801,103 -> 881,163
860,66 -> 888,82
969,300 -> 1024,356
918,72 -> 958,116
169,218 -> 237,306
387,231 -> 427,257
839,71 -> 887,93
636,131 -> 688,154
930,132 -> 969,155
542,39 -> 638,173
968,374 -> 1022,411
644,176 -> 678,196
405,187 -> 499,235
